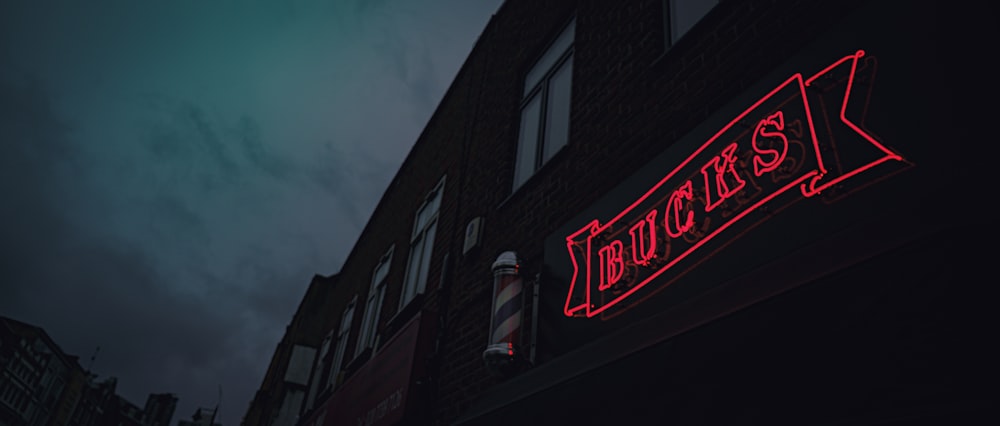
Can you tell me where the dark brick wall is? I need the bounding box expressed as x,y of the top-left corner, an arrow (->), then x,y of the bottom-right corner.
434,0 -> 872,424
263,0 -> 913,424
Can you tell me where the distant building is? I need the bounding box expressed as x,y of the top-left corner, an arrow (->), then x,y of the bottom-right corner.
0,316 -> 166,426
142,392 -> 178,426
177,406 -> 221,426
50,356 -> 88,426
0,316 -> 77,426
113,394 -> 145,426
69,375 -> 118,426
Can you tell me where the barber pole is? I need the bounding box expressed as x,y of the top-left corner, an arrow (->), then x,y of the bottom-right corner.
483,251 -> 524,371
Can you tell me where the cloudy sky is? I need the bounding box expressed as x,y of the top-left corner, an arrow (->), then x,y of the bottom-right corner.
0,0 -> 502,424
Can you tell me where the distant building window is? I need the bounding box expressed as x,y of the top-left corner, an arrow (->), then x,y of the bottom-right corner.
357,245 -> 393,357
664,0 -> 718,47
400,177 -> 445,308
513,18 -> 575,190
328,297 -> 355,390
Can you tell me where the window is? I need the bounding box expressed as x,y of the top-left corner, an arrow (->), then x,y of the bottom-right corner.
356,246 -> 393,357
664,0 -> 718,47
400,177 -> 444,308
513,18 -> 575,190
327,297 -> 355,391
305,331 -> 331,409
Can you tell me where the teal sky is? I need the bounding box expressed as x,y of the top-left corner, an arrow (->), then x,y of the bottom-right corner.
0,0 -> 502,423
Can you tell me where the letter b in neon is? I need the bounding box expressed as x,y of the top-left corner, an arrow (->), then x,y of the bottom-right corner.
598,240 -> 625,291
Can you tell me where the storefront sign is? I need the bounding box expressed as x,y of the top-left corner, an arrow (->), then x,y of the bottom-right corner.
563,50 -> 906,318
304,311 -> 435,426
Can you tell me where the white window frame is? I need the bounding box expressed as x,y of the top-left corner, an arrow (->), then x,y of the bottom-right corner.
356,245 -> 393,358
400,177 -> 445,309
327,296 -> 355,391
305,331 -> 332,410
663,0 -> 718,48
513,18 -> 575,190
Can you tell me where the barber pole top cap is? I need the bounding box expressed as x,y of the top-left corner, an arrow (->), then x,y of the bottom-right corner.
492,251 -> 519,272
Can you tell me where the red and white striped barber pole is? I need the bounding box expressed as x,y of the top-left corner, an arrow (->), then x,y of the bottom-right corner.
483,251 -> 523,373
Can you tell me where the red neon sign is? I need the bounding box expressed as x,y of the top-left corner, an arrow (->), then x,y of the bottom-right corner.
564,50 -> 907,318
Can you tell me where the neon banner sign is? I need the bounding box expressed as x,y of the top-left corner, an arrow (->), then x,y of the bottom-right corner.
563,50 -> 907,319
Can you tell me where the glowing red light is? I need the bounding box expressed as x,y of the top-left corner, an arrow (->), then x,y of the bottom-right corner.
563,50 -> 906,318
701,142 -> 747,213
752,111 -> 789,176
629,210 -> 658,266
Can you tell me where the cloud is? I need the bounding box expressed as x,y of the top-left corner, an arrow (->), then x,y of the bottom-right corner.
0,76 -> 80,300
0,69 -> 318,422
236,115 -> 295,181
1,1 -> 502,424
0,71 -> 258,406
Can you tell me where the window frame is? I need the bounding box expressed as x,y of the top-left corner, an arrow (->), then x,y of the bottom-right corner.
662,0 -> 719,49
399,176 -> 445,310
305,330 -> 333,410
356,245 -> 394,358
327,296 -> 356,392
512,17 -> 576,191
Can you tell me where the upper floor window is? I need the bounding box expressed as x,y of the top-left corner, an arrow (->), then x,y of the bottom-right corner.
356,246 -> 393,358
513,18 -> 575,190
664,0 -> 718,47
328,297 -> 355,391
305,330 -> 333,410
400,177 -> 445,308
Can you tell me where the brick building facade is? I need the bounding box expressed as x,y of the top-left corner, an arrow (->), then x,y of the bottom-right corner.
246,1 -> 991,425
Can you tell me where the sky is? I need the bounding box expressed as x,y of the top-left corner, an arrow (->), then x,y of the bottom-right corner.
0,0 -> 502,424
